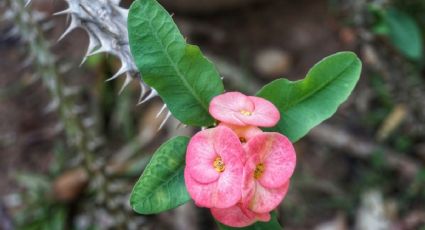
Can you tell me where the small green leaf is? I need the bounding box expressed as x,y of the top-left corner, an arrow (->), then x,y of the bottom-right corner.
257,52 -> 362,142
368,5 -> 390,35
217,211 -> 282,230
130,136 -> 190,214
384,8 -> 423,60
128,0 -> 224,126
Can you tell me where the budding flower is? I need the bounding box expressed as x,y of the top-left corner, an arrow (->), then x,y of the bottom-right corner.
209,92 -> 280,127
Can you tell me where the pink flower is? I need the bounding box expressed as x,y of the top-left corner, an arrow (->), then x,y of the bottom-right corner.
242,132 -> 296,213
209,92 -> 280,127
184,91 -> 296,227
211,203 -> 270,227
185,126 -> 245,209
218,123 -> 262,145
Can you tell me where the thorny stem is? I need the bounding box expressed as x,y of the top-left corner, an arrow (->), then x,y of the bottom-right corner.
6,0 -> 95,174
5,1 -> 138,228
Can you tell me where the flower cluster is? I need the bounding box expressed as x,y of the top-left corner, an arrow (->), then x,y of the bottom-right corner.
184,92 -> 297,227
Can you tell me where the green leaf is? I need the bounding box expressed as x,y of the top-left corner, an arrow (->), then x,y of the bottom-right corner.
130,136 -> 191,214
257,52 -> 362,142
384,8 -> 423,60
217,211 -> 282,230
128,0 -> 224,126
368,4 -> 390,35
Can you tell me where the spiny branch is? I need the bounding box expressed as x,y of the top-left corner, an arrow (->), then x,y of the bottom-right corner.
53,0 -> 175,128
54,0 -> 156,102
4,0 -> 100,170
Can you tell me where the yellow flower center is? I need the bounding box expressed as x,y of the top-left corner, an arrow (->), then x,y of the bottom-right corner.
213,157 -> 225,173
254,163 -> 265,180
240,110 -> 252,116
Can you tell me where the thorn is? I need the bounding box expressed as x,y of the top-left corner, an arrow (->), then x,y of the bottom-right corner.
138,89 -> 157,105
118,74 -> 132,94
156,104 -> 167,118
138,80 -> 148,104
79,57 -> 88,67
25,0 -> 32,7
158,111 -> 172,131
80,37 -> 100,66
65,12 -> 71,24
86,46 -> 109,56
106,66 -> 127,82
53,8 -> 72,16
57,18 -> 78,42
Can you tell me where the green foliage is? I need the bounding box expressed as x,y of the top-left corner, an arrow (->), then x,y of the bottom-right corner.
257,52 -> 362,142
130,136 -> 191,214
370,5 -> 423,60
385,8 -> 423,60
217,212 -> 282,230
128,0 -> 224,127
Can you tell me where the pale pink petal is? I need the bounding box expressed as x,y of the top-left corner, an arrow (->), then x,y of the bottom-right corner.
186,129 -> 220,184
245,133 -> 296,189
184,168 -> 241,209
241,158 -> 257,208
245,181 -> 290,213
213,126 -> 244,208
214,161 -> 243,208
261,133 -> 296,188
185,126 -> 244,209
243,96 -> 280,127
209,92 -> 254,126
213,125 -> 245,162
211,203 -> 271,227
184,167 -> 217,208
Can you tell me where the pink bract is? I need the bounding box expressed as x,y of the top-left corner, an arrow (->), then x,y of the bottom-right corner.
242,132 -> 296,213
185,126 -> 245,209
209,92 -> 280,127
211,203 -> 270,227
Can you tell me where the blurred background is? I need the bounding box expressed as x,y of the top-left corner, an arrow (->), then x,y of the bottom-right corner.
1,0 -> 425,229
